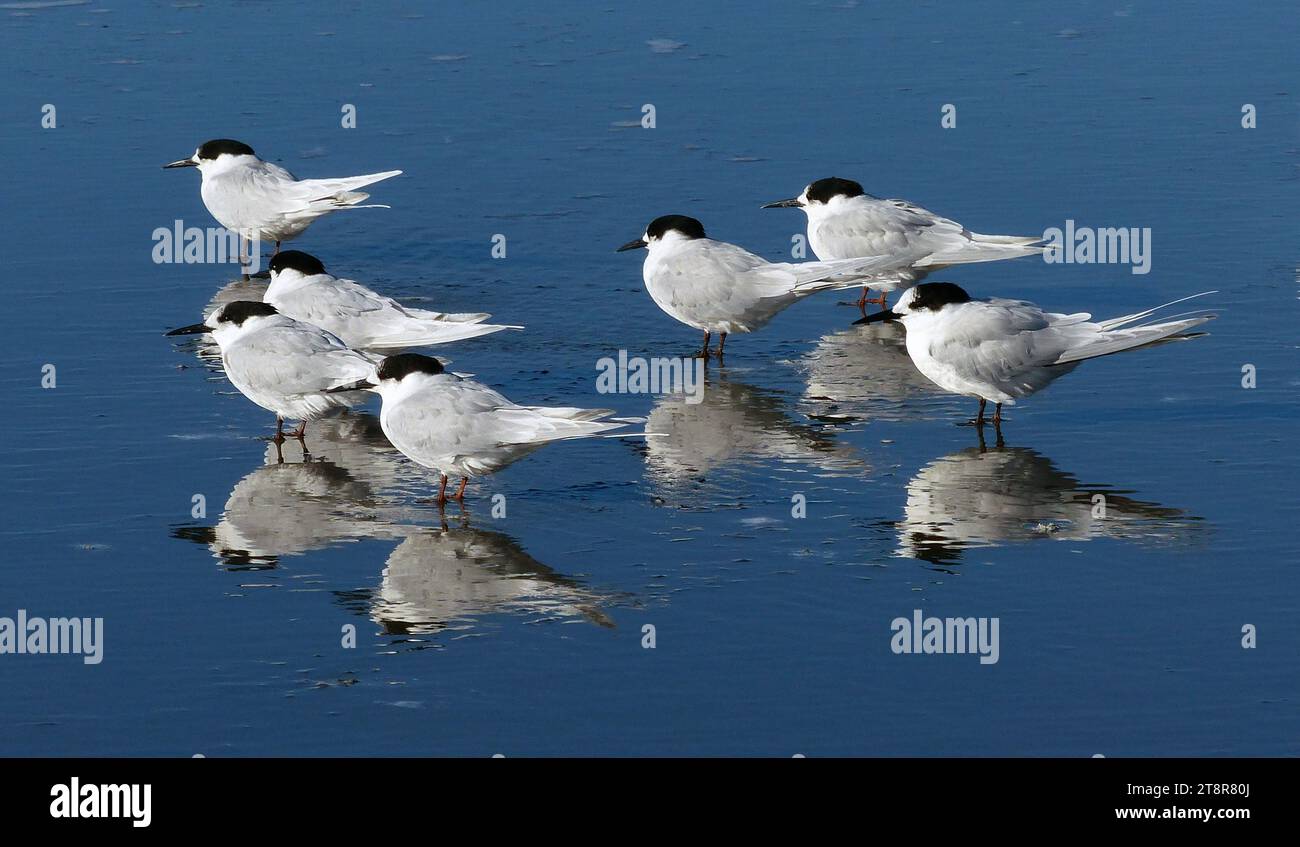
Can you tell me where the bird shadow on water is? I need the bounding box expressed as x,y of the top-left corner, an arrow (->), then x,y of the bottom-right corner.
168,411 -> 627,638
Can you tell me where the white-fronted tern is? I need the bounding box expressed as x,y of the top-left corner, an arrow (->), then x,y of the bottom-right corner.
617,214 -> 919,357
764,177 -> 1043,313
265,250 -> 520,353
167,301 -> 379,440
163,138 -> 401,259
860,283 -> 1216,425
328,353 -> 641,503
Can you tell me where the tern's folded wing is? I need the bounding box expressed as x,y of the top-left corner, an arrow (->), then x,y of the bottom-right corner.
927,302 -> 1074,393
815,198 -> 967,255
229,327 -> 376,397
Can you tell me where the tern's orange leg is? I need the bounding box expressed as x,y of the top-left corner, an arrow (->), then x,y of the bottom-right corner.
454,477 -> 468,501
857,288 -> 888,314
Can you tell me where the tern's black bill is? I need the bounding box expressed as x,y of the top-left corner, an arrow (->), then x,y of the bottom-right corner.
325,379 -> 376,394
163,158 -> 197,169
762,198 -> 802,209
616,238 -> 647,253
166,322 -> 209,336
853,309 -> 899,326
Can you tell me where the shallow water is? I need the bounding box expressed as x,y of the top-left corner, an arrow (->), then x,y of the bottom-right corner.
1,2 -> 1296,756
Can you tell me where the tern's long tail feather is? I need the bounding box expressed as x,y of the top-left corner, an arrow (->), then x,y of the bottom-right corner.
402,308 -> 493,324
499,407 -> 639,444
361,322 -> 520,353
919,232 -> 1045,268
787,252 -> 926,295
293,170 -> 403,212
300,169 -> 402,198
1095,290 -> 1219,331
1054,315 -> 1215,365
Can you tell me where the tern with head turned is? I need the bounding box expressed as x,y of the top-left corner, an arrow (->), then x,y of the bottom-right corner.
265,250 -> 520,353
617,214 -> 922,358
167,301 -> 380,441
328,353 -> 643,504
163,139 -> 401,273
764,177 -> 1044,314
860,283 -> 1216,427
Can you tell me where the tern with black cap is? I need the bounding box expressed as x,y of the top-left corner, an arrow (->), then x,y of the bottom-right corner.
164,139 -> 401,277
167,300 -> 380,441
860,282 -> 1217,427
264,250 -> 521,353
327,353 -> 644,504
618,213 -> 919,358
764,177 -> 1044,315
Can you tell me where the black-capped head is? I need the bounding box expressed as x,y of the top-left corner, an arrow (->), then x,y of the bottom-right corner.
377,353 -> 445,382
164,139 -> 257,169
198,139 -> 256,159
165,300 -> 278,337
617,214 -> 707,252
855,282 -> 972,326
216,300 -> 279,326
764,177 -> 865,210
805,177 -> 866,205
898,282 -> 972,314
269,250 -> 327,277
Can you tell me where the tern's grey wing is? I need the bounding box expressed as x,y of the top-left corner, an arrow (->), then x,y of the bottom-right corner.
384,378 -> 621,475
226,325 -> 376,397
382,379 -> 521,470
253,158 -> 299,182
815,197 -> 968,257
925,301 -> 1079,396
663,240 -> 861,302
647,240 -> 784,323
275,278 -> 398,325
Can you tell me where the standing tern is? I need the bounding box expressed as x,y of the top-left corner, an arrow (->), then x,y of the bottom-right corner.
860,283 -> 1216,426
617,214 -> 920,358
163,139 -> 400,269
265,250 -> 520,353
764,177 -> 1043,313
167,301 -> 380,440
328,353 -> 641,504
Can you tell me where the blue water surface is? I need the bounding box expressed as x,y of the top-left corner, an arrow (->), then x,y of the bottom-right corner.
0,0 -> 1296,756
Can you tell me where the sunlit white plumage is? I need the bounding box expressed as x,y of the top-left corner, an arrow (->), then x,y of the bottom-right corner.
618,214 -> 922,356
765,177 -> 1043,309
167,300 -> 379,436
164,138 -> 400,246
865,282 -> 1216,422
264,250 -> 519,352
332,353 -> 638,502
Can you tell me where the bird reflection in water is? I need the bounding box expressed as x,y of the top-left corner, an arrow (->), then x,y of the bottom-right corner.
897,431 -> 1204,565
171,411 -> 620,631
797,321 -> 948,423
355,514 -> 617,636
169,412 -> 416,569
643,369 -> 864,499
